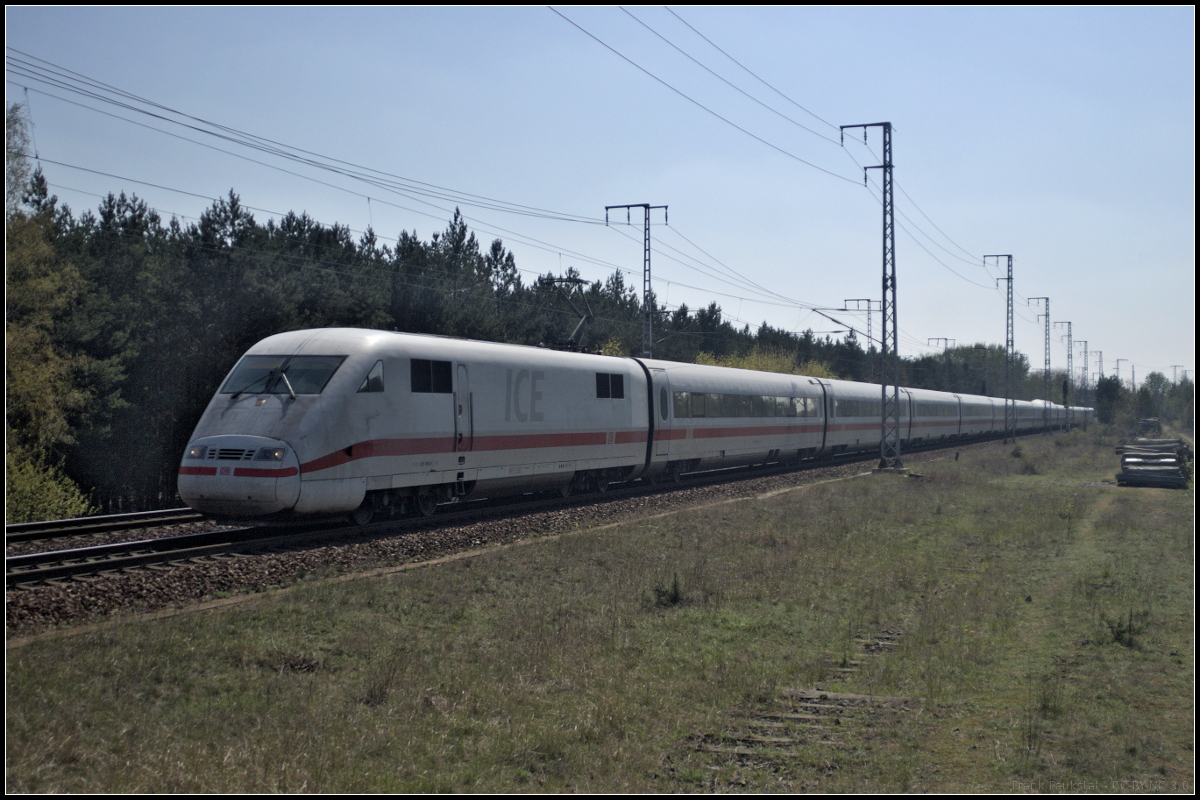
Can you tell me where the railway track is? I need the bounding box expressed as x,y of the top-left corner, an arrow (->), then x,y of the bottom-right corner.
6,450 -> 865,587
6,433 -> 1058,640
0,478 -> 702,587
4,432 -> 1039,589
5,507 -> 206,544
7,526 -> 251,585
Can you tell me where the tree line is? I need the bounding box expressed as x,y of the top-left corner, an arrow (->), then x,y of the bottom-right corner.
1092,373 -> 1194,427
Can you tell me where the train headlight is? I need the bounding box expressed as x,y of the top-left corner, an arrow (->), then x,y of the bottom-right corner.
254,447 -> 288,461
186,445 -> 207,459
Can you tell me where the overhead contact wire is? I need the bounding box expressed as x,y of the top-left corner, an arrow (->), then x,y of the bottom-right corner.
547,7 -> 860,185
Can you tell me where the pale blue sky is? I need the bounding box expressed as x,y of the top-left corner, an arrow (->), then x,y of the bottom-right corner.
6,6 -> 1194,385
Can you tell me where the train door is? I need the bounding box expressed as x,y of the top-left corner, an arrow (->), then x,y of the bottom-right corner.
810,378 -> 830,455
899,388 -> 913,443
651,368 -> 672,458
454,364 -> 473,452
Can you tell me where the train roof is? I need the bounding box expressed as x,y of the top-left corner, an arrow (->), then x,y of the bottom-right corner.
243,328 -> 634,370
239,330 -> 1094,414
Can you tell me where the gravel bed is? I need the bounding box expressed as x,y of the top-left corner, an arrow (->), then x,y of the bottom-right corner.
6,448 -> 958,640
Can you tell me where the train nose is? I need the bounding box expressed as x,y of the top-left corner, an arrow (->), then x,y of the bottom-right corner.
178,435 -> 301,518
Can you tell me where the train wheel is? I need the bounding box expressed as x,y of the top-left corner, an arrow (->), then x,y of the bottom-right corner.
560,480 -> 574,499
416,487 -> 437,517
596,471 -> 610,493
351,502 -> 374,526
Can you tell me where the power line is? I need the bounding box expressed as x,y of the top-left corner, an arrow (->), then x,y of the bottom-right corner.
7,48 -> 606,225
608,222 -> 827,312
41,149 -> 889,343
849,155 -> 998,278
658,225 -> 803,306
5,75 -> 610,234
544,12 -> 1015,313
660,8 -> 989,270
547,7 -> 860,185
663,6 -> 839,133
618,6 -> 840,146
844,136 -> 986,267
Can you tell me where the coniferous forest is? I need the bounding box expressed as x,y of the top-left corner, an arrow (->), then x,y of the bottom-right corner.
6,103 -> 1192,521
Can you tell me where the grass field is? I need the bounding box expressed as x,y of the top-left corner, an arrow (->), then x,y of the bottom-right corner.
6,430 -> 1194,792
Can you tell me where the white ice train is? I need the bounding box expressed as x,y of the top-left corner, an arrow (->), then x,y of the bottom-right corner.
178,328 -> 1091,522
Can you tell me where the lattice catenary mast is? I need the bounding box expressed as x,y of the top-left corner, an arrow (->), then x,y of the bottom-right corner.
1077,340 -> 1089,406
842,122 -> 900,469
1029,297 -> 1050,430
985,255 -> 1015,441
844,298 -> 881,383
1056,321 -> 1072,425
605,203 -> 667,358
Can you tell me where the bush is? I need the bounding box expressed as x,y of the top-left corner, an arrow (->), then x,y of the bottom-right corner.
5,449 -> 95,523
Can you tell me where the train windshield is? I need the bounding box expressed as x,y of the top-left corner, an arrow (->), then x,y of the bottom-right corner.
222,355 -> 347,396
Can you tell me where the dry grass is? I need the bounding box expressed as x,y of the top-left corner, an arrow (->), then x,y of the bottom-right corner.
6,430 -> 1193,792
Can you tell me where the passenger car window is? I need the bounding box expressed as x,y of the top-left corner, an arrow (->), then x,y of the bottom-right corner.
596,373 -> 625,399
673,391 -> 690,418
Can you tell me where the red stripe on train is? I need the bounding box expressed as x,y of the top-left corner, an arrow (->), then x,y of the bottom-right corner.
178,466 -> 217,476
234,466 -> 299,478
178,465 -> 299,478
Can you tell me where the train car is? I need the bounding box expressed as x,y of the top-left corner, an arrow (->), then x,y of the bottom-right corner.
958,393 -> 1000,438
1014,400 -> 1040,433
640,358 -> 827,476
822,379 -> 902,454
178,329 -> 652,522
179,328 -> 1092,522
906,386 -> 963,444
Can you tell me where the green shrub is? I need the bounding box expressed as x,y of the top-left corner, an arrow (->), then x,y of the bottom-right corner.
5,448 -> 94,523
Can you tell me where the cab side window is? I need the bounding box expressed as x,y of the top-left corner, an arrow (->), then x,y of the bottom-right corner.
411,359 -> 452,393
358,360 -> 385,393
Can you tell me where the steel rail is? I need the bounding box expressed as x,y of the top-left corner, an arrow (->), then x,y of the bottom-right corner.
5,525 -> 303,586
5,507 -> 206,544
